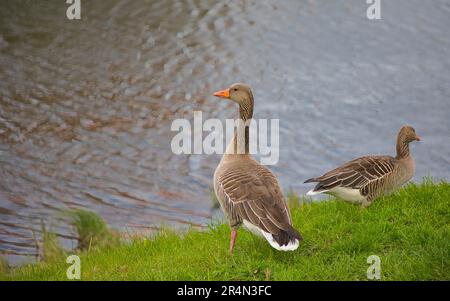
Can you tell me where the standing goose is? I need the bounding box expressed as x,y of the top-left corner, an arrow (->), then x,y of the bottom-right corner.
212,83 -> 302,254
305,125 -> 421,207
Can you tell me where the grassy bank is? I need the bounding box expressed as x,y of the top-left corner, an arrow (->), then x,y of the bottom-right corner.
1,181 -> 449,280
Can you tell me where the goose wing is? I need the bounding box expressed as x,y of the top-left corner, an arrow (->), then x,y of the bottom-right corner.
305,156 -> 396,192
216,164 -> 301,247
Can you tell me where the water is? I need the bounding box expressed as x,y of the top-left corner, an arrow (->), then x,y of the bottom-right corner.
0,0 -> 449,265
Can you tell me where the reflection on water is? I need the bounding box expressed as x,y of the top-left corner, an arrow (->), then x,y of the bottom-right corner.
0,0 -> 449,265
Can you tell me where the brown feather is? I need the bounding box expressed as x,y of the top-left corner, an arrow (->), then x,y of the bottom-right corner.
214,156 -> 301,246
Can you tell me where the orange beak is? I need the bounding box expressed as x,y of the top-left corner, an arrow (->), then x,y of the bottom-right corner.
415,135 -> 421,141
213,88 -> 230,99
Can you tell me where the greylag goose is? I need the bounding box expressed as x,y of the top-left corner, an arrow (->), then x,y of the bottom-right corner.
305,125 -> 421,207
212,83 -> 302,254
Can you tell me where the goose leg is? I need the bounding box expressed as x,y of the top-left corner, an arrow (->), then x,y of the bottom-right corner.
229,229 -> 238,255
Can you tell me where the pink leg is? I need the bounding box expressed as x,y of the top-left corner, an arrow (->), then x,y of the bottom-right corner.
229,229 -> 238,255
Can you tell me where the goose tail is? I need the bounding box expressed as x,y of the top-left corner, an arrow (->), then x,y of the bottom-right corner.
306,188 -> 326,196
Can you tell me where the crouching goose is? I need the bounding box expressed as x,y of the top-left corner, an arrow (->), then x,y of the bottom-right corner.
305,125 -> 421,207
212,83 -> 302,254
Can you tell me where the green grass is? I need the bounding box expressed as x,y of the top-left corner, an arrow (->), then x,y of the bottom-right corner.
0,256 -> 9,275
1,181 -> 449,280
64,209 -> 120,251
40,225 -> 67,263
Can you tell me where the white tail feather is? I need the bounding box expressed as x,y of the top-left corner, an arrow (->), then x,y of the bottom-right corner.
261,231 -> 299,251
243,220 -> 299,251
306,189 -> 326,196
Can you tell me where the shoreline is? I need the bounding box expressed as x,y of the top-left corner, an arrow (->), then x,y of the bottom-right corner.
1,180 -> 449,281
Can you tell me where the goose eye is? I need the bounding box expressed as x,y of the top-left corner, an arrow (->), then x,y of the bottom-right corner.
233,88 -> 238,91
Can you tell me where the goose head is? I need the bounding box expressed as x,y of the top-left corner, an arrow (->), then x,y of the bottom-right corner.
398,125 -> 421,144
213,83 -> 254,106
213,83 -> 254,121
